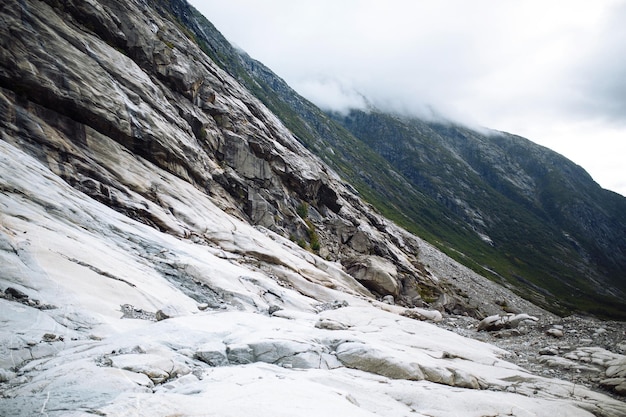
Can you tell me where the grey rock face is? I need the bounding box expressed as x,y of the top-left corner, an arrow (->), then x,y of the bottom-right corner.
0,0 -> 507,319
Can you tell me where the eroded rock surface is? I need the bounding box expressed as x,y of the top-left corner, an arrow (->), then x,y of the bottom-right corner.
0,0 -> 624,416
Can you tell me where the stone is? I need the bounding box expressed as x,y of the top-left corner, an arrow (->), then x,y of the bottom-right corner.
248,339 -> 310,365
601,378 -> 626,395
109,353 -> 190,384
226,344 -> 255,365
605,359 -> 626,378
268,305 -> 283,315
348,230 -> 372,253
313,300 -> 349,312
477,314 -> 538,332
345,256 -> 399,297
507,314 -> 538,328
335,342 -> 425,381
493,329 -> 522,338
401,308 -> 443,322
315,318 -> 349,330
502,304 -> 522,314
0,368 -> 16,382
5,287 -> 28,299
594,328 -> 607,336
42,333 -> 57,342
477,315 -> 504,331
546,328 -> 564,338
156,305 -> 186,321
538,347 -> 559,356
120,304 -> 157,321
195,342 -> 229,367
382,295 -> 395,305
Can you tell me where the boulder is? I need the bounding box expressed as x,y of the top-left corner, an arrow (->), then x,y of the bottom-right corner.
477,315 -> 504,331
381,295 -> 395,305
109,353 -> 190,384
345,256 -> 399,297
315,318 -> 350,331
226,344 -> 255,365
156,305 -> 186,321
546,328 -> 564,338
5,287 -> 28,299
477,314 -> 538,332
606,360 -> 626,378
401,308 -> 443,322
248,339 -> 311,366
0,368 -> 16,383
335,342 -> 424,381
195,342 -> 229,367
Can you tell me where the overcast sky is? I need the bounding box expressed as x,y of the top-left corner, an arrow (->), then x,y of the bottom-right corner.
189,0 -> 626,196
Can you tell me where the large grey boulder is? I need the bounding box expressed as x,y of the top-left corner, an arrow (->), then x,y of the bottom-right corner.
195,342 -> 229,367
335,342 -> 424,380
345,256 -> 400,297
477,313 -> 538,332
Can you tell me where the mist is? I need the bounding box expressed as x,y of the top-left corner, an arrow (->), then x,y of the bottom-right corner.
189,0 -> 626,196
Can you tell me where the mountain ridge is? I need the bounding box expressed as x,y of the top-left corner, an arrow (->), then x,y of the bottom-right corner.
330,109 -> 626,313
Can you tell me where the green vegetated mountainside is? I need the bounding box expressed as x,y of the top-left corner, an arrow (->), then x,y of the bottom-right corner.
159,1 -> 626,318
331,110 -> 626,317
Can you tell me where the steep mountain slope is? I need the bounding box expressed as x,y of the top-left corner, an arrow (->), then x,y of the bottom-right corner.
161,1 -> 626,318
331,110 -> 626,317
3,0 -> 626,415
0,0 -> 471,315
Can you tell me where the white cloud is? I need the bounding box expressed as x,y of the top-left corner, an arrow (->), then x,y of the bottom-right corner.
189,0 -> 626,196
293,77 -> 366,114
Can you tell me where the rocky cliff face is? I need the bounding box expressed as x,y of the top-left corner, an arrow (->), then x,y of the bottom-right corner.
0,0 -> 434,308
1,0 -> 625,415
160,0 -> 626,318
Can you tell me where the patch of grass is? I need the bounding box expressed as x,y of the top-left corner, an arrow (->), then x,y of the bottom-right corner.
296,202 -> 309,219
